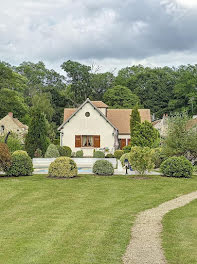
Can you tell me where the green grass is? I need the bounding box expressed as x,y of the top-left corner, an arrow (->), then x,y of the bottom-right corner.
0,174 -> 197,264
162,199 -> 197,264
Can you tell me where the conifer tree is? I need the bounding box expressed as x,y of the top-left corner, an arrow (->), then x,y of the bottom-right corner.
25,109 -> 49,157
130,104 -> 141,140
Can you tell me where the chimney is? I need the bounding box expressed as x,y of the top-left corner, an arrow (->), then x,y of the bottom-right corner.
8,112 -> 13,118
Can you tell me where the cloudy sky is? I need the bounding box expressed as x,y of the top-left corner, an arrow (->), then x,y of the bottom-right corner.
1,0 -> 197,73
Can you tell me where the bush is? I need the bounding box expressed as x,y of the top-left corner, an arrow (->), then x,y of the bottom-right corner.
48,157 -> 78,178
6,150 -> 33,176
93,160 -> 114,175
34,148 -> 42,158
105,153 -> 114,158
76,150 -> 83,158
160,156 -> 193,178
93,151 -> 105,158
120,153 -> 130,167
45,144 -> 60,158
123,145 -> 131,153
128,146 -> 154,175
151,148 -> 165,168
0,134 -> 24,153
57,146 -> 72,157
0,143 -> 11,171
114,150 -> 124,159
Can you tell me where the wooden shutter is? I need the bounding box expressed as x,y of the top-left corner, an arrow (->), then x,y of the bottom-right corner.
120,139 -> 126,149
93,135 -> 100,148
75,135 -> 81,147
128,139 -> 131,145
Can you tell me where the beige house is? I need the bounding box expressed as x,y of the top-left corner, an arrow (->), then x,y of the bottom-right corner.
0,112 -> 28,137
58,99 -> 151,156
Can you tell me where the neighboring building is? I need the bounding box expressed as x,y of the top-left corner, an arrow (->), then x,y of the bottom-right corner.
0,112 -> 28,137
58,98 -> 151,156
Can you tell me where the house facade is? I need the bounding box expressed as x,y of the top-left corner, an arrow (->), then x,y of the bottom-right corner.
58,99 -> 151,156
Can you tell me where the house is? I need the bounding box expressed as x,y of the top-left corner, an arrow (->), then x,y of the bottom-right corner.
0,112 -> 28,137
58,99 -> 151,156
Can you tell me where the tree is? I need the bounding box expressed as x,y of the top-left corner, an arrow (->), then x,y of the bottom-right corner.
25,110 -> 49,157
131,121 -> 159,148
32,93 -> 54,121
130,104 -> 141,139
103,85 -> 140,109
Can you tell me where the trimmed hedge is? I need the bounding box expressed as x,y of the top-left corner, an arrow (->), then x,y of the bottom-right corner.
48,157 -> 78,178
105,153 -> 114,158
160,156 -> 193,178
6,150 -> 33,176
58,146 -> 72,157
76,150 -> 83,158
0,143 -> 11,171
93,151 -> 105,158
93,160 -> 114,175
45,144 -> 60,158
123,145 -> 131,153
114,150 -> 124,159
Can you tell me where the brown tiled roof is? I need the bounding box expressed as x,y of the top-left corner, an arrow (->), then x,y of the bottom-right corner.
13,118 -> 28,130
152,119 -> 161,126
64,108 -> 77,122
91,101 -> 108,108
107,109 -> 151,134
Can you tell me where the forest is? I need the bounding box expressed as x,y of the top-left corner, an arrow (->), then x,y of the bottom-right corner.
0,60 -> 197,141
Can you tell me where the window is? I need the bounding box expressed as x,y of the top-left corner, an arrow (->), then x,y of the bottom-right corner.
82,136 -> 93,147
0,125 -> 5,133
85,112 -> 90,117
75,135 -> 100,148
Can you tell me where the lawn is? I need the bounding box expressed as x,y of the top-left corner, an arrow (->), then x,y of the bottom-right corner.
162,199 -> 197,264
0,174 -> 197,264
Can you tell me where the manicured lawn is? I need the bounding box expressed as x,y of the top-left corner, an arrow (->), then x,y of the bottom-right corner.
162,199 -> 197,264
0,174 -> 197,264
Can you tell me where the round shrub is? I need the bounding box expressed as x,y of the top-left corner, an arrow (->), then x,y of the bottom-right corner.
34,148 -> 42,158
120,153 -> 130,167
123,145 -> 131,153
48,157 -> 78,178
0,143 -> 11,171
105,153 -> 114,158
76,150 -> 83,158
57,146 -> 72,157
93,151 -> 105,158
160,156 -> 193,178
93,160 -> 114,176
114,150 -> 124,159
45,144 -> 60,158
6,150 -> 33,176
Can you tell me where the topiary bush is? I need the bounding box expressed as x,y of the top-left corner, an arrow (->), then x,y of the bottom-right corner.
0,143 -> 11,171
45,144 -> 60,158
123,145 -> 131,153
114,150 -> 124,159
34,148 -> 42,158
76,150 -> 83,158
93,160 -> 114,176
6,150 -> 33,176
57,146 -> 72,157
93,151 -> 105,158
160,156 -> 193,178
48,157 -> 78,178
105,153 -> 114,158
120,153 -> 130,167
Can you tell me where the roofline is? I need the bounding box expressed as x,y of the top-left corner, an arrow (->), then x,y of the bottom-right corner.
58,98 -> 118,131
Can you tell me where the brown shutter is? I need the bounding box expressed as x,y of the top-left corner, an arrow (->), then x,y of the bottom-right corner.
128,139 -> 131,145
75,135 -> 81,147
120,139 -> 126,149
94,135 -> 100,148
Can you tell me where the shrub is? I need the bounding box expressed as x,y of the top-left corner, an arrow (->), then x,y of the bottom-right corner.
57,146 -> 72,157
76,150 -> 83,158
48,157 -> 78,178
114,150 -> 124,159
0,134 -> 24,153
120,153 -> 130,167
93,151 -> 105,158
151,148 -> 165,168
123,145 -> 131,153
0,143 -> 11,171
6,150 -> 33,176
34,148 -> 42,158
93,160 -> 114,175
105,153 -> 114,158
45,144 -> 60,158
160,156 -> 193,178
128,146 -> 154,175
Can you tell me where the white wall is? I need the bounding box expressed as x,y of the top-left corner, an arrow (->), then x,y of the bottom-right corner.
61,103 -> 115,156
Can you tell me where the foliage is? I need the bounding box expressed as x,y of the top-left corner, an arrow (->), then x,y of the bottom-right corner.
105,153 -> 114,158
57,146 -> 72,157
0,134 -> 24,153
48,157 -> 77,178
160,156 -> 193,178
45,144 -> 60,158
25,109 -> 49,158
131,121 -> 160,148
93,151 -> 105,158
120,153 -> 130,167
93,160 -> 114,175
130,104 -> 141,139
103,85 -> 140,109
6,150 -> 33,176
114,150 -> 124,159
122,145 -> 131,153
0,143 -> 11,171
32,93 -> 54,121
34,148 -> 43,158
76,150 -> 83,158
151,148 -> 165,168
128,146 -> 154,175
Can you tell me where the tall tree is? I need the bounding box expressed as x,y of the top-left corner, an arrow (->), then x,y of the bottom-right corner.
130,104 -> 141,140
32,93 -> 54,121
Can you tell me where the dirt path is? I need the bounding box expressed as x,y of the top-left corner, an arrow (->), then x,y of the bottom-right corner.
123,191 -> 197,264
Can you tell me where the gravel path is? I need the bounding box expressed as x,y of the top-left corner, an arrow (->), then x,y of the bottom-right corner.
123,191 -> 197,264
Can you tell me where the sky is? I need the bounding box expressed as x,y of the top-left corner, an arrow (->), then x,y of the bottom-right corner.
1,0 -> 197,74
